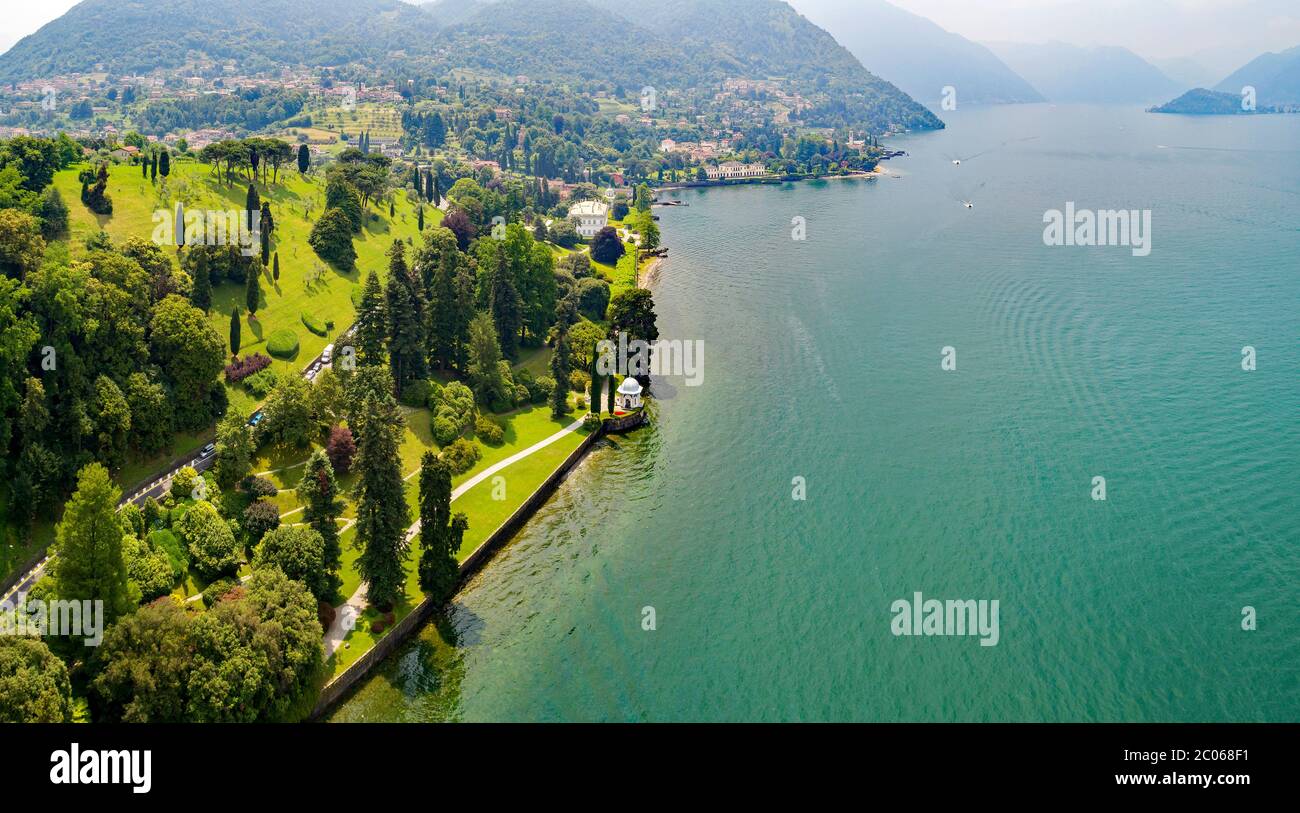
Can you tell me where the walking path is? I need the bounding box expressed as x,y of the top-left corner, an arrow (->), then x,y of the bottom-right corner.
322,416 -> 585,657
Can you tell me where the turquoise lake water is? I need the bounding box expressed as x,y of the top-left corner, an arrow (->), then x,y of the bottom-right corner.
331,104 -> 1299,722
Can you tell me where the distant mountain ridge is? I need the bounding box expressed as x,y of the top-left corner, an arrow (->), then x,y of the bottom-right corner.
790,0 -> 1043,105
1213,45 -> 1300,105
0,0 -> 440,80
0,0 -> 943,135
986,41 -> 1184,104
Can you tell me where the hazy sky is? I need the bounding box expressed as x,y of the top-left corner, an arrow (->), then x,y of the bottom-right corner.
792,0 -> 1300,70
3,0 -> 1298,75
0,0 -> 78,55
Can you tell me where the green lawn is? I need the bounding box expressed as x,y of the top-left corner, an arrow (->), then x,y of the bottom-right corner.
323,400 -> 591,678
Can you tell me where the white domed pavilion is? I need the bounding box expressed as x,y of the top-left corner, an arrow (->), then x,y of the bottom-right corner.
616,376 -> 643,412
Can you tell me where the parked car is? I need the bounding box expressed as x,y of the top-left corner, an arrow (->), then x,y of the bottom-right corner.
322,344 -> 334,364
200,443 -> 216,457
248,410 -> 265,427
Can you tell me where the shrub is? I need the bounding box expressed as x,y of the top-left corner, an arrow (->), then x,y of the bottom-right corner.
513,384 -> 530,405
576,278 -> 611,321
533,376 -> 556,404
242,368 -> 278,398
242,499 -> 281,541
440,438 -> 481,475
569,370 -> 590,393
266,329 -> 299,359
309,206 -> 357,269
169,466 -> 199,501
590,226 -> 624,264
301,312 -> 328,336
399,378 -> 430,408
326,426 -> 356,473
558,252 -> 593,278
201,579 -> 237,608
431,381 -> 475,443
148,529 -> 187,577
224,353 -> 272,383
432,415 -> 460,446
179,501 -> 240,581
318,600 -> 336,630
475,414 -> 504,444
583,413 -> 602,430
123,535 -> 176,602
550,219 -> 578,248
239,475 -> 278,499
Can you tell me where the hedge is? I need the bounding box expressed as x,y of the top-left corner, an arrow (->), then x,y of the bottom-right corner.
266,329 -> 299,358
301,312 -> 328,336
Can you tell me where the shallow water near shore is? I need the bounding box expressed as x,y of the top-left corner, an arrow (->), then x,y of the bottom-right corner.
331,104 -> 1299,722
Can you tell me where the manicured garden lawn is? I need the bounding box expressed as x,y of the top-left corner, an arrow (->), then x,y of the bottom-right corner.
449,422 -> 591,558
323,401 -> 592,679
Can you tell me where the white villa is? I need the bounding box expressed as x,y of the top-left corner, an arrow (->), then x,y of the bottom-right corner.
569,200 -> 610,239
705,161 -> 768,180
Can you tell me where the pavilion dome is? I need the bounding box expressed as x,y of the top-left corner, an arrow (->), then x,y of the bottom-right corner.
617,377 -> 643,396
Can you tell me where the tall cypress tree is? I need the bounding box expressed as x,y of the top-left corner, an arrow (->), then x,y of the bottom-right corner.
149,154 -> 157,183
354,393 -> 409,609
245,184 -> 260,234
298,449 -> 343,598
355,268 -> 388,367
272,252 -> 280,281
417,205 -> 424,231
229,306 -> 241,356
606,369 -> 616,414
588,344 -> 601,414
432,175 -> 441,207
297,144 -> 310,174
190,252 -> 211,313
384,241 -> 427,394
417,451 -> 461,600
550,330 -> 570,418
245,262 -> 261,317
159,149 -> 170,178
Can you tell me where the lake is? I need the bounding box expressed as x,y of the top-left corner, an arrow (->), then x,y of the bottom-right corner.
330,103 -> 1299,722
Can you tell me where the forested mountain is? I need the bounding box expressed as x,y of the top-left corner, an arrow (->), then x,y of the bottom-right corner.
1213,45 -> 1300,105
986,41 -> 1184,104
0,0 -> 943,135
790,0 -> 1043,105
0,0 -> 441,81
586,0 -> 943,131
420,0 -> 490,26
1149,88 -> 1255,115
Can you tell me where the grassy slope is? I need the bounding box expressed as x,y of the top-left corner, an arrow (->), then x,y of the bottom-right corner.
55,157 -> 440,457
0,159 -> 440,583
